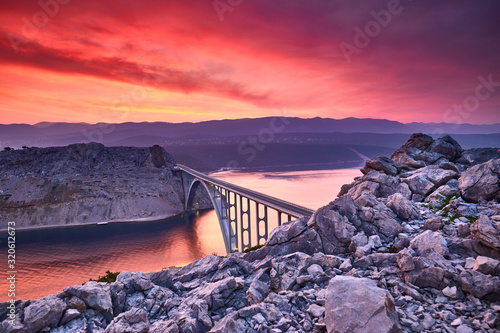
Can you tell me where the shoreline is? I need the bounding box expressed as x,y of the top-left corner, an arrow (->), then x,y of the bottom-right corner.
0,210 -> 189,233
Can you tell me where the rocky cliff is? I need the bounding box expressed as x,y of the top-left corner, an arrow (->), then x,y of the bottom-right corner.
1,134 -> 500,333
0,143 -> 188,229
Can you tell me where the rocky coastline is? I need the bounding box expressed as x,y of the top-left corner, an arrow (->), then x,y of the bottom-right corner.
0,144 -> 194,230
1,134 -> 500,332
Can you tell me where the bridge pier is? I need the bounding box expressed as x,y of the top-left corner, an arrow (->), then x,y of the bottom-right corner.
180,166 -> 313,254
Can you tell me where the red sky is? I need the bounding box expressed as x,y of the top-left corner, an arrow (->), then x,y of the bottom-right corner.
1,0 -> 499,125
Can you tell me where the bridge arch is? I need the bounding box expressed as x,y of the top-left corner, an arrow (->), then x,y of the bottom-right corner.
184,177 -> 234,253
179,164 -> 314,254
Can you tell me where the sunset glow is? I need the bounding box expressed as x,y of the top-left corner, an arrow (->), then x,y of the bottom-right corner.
1,0 -> 499,124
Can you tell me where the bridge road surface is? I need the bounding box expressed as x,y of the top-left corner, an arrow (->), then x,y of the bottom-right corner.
178,164 -> 315,218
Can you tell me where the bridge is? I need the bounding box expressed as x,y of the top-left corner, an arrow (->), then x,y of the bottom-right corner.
178,164 -> 314,254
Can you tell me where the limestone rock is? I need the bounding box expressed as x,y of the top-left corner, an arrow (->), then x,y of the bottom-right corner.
427,135 -> 463,161
386,193 -> 420,221
410,230 -> 449,257
390,133 -> 434,168
325,276 -> 402,333
459,159 -> 500,203
404,257 -> 450,289
473,256 -> 500,275
397,248 -> 415,272
60,308 -> 81,326
104,307 -> 149,333
424,216 -> 443,231
309,207 -> 357,255
23,295 -> 66,332
175,255 -> 222,283
400,165 -> 458,200
263,216 -> 323,257
459,270 -> 500,300
470,215 -> 500,251
64,282 -> 113,319
361,156 -> 398,176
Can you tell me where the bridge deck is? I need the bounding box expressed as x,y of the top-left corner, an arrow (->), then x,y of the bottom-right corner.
178,164 -> 314,218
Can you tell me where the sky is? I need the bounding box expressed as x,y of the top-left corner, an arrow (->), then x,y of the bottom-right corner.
0,0 -> 499,125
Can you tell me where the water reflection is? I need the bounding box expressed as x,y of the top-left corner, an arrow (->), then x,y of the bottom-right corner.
0,211 -> 225,301
0,168 -> 361,301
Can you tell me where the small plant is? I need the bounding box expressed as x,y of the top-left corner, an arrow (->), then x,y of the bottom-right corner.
243,244 -> 264,253
443,195 -> 454,206
450,213 -> 461,222
435,195 -> 456,211
89,270 -> 120,283
465,216 -> 479,224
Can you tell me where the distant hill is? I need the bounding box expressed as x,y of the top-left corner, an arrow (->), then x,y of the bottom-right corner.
1,117 -> 498,171
1,117 -> 499,148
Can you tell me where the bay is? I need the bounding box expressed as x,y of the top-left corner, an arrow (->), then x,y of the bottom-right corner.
0,167 -> 361,301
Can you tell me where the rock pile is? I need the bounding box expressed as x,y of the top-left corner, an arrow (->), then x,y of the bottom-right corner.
1,134 -> 499,332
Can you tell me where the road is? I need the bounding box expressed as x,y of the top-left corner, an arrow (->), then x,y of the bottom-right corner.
178,164 -> 314,218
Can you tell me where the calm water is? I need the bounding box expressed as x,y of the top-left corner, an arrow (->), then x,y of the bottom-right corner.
0,168 -> 361,301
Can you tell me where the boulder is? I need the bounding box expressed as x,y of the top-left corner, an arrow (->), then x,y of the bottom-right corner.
309,207 -> 357,255
270,252 -> 311,291
397,248 -> 415,272
459,159 -> 500,203
149,320 -> 180,333
168,298 -> 212,332
410,230 -> 449,257
460,148 -> 500,165
391,133 -> 433,168
60,308 -> 81,326
470,215 -> 500,251
400,165 -> 458,200
147,270 -> 174,289
459,270 -> 500,300
247,217 -> 323,261
190,276 -> 245,311
325,276 -> 402,333
347,171 -> 401,199
361,156 -> 398,176
23,295 -> 66,332
209,303 -> 281,333
175,255 -> 222,283
404,258 -> 449,289
473,256 -> 500,275
104,307 -> 149,333
354,194 -> 402,241
386,193 -> 420,221
426,135 -> 463,161
425,182 -> 460,208
64,282 -> 113,320
424,217 -> 444,231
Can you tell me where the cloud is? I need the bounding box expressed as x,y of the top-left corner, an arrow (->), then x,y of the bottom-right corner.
0,34 -> 275,107
0,0 -> 499,124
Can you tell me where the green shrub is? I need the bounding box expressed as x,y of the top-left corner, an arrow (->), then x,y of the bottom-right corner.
465,216 -> 479,224
89,270 -> 120,283
243,244 -> 264,253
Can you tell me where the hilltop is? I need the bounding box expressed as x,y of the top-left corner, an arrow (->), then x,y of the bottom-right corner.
0,144 -> 208,230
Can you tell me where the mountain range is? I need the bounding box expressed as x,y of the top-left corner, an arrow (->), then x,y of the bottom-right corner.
1,117 -> 499,147
1,117 -> 498,171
